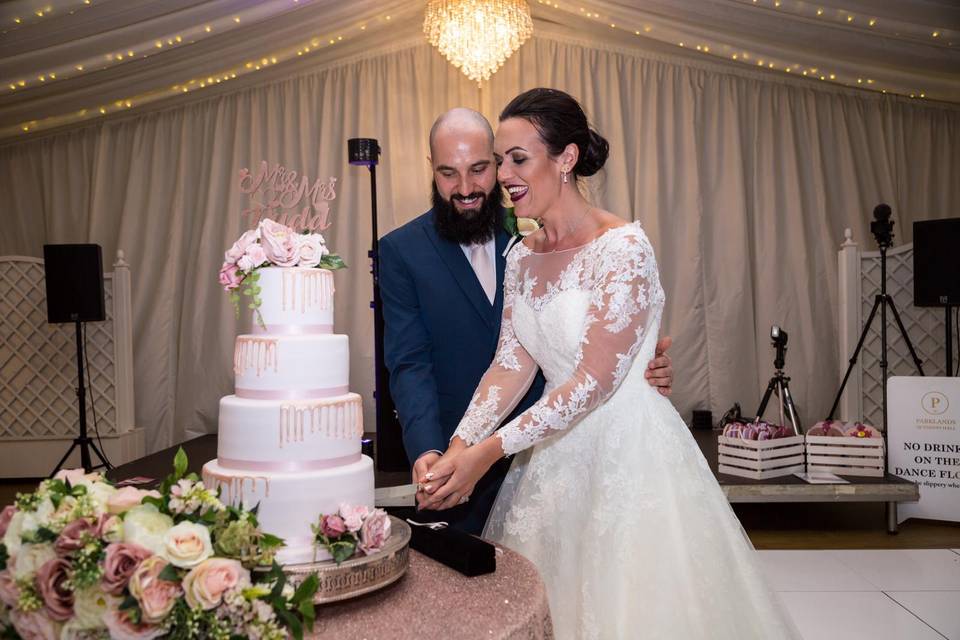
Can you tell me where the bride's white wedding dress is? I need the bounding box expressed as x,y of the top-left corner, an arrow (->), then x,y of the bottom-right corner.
453,223 -> 798,639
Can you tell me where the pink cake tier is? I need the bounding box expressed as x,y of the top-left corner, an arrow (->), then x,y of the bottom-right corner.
203,265 -> 374,565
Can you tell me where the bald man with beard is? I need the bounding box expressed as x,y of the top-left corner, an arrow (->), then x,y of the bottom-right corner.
379,108 -> 675,534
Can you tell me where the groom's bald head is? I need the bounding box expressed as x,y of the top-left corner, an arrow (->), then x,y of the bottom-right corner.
429,108 -> 494,157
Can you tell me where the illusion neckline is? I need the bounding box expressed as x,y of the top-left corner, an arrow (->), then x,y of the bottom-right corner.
523,221 -> 636,256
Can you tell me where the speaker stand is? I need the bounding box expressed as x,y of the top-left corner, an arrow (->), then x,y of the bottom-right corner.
51,318 -> 112,476
947,305 -> 955,376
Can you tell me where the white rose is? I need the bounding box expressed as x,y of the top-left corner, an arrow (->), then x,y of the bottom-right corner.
87,482 -> 118,515
122,505 -> 174,556
162,521 -> 213,568
69,586 -> 116,631
296,234 -> 328,268
21,498 -> 55,535
12,543 -> 56,580
3,510 -> 26,558
517,217 -> 540,236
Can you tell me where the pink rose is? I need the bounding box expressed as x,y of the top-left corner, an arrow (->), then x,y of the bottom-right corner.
101,542 -> 153,596
259,218 -> 301,267
36,557 -> 73,621
338,504 -> 370,533
53,468 -> 100,486
0,505 -> 15,538
107,487 -> 161,515
224,228 -> 260,264
54,518 -> 97,556
10,609 -> 59,640
358,509 -> 391,555
182,558 -> 249,610
320,514 -> 346,538
237,243 -> 268,272
0,569 -> 20,608
218,262 -> 243,291
102,606 -> 166,640
128,556 -> 182,624
296,234 -> 328,268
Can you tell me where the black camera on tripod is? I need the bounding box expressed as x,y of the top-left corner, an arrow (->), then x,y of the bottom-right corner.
771,325 -> 787,371
870,203 -> 894,249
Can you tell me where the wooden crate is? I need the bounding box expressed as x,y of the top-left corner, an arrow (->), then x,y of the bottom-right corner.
805,435 -> 885,477
718,435 -> 805,480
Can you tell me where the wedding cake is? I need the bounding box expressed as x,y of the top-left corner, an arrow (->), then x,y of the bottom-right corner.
202,262 -> 374,565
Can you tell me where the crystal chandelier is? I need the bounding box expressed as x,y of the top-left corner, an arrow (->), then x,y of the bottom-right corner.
424,0 -> 534,85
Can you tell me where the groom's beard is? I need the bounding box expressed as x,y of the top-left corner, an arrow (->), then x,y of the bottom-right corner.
432,181 -> 502,246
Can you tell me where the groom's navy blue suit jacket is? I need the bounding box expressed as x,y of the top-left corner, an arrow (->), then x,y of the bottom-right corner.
379,208 -> 545,534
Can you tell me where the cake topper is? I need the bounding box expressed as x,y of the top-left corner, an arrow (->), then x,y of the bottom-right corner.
239,161 -> 337,232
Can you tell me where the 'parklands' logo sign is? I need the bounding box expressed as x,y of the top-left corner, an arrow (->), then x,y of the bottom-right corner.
922,391 -> 949,416
238,161 -> 337,232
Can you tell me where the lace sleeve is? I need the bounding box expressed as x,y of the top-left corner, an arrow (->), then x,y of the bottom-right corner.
494,229 -> 664,456
452,249 -> 539,445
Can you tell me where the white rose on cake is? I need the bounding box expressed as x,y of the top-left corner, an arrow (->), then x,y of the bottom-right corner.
296,234 -> 329,268
122,505 -> 174,556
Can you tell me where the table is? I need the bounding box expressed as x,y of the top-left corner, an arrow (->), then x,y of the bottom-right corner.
308,547 -> 552,640
693,430 -> 920,533
107,435 -> 554,640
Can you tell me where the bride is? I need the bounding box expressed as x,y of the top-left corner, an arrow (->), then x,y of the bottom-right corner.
419,88 -> 799,639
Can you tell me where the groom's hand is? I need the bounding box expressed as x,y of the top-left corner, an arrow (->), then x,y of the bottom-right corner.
413,452 -> 440,509
645,336 -> 674,396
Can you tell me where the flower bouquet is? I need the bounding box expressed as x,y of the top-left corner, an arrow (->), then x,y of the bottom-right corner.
0,449 -> 319,640
501,207 -> 541,257
311,506 -> 391,565
218,218 -> 346,323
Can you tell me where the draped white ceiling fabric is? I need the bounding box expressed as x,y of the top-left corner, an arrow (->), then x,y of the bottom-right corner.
0,2 -> 958,454
0,0 -> 958,138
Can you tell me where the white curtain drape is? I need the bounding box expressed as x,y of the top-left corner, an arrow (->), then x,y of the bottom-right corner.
2,33 -> 958,454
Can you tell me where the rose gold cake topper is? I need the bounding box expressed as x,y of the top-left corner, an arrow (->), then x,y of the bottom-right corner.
239,160 -> 338,232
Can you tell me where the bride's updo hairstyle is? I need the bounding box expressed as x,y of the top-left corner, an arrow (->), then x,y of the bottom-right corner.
499,88 -> 609,179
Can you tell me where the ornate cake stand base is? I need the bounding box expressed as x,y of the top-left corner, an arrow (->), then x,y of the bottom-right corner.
280,516 -> 411,604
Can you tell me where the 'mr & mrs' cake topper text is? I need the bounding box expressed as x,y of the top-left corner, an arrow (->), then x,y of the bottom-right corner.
239,161 -> 338,232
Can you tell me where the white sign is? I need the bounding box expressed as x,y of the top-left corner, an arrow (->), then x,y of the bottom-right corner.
888,376 -> 960,523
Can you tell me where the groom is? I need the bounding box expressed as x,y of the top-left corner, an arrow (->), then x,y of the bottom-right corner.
379,108 -> 674,534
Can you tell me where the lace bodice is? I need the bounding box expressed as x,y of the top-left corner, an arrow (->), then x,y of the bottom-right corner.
453,222 -> 665,456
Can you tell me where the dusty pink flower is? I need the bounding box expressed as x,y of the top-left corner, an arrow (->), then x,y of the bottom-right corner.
339,504 -> 370,533
296,234 -> 328,268
259,218 -> 301,267
0,505 -> 15,538
237,243 -> 268,272
54,518 -> 97,556
0,569 -> 20,608
224,228 -> 260,264
101,542 -> 153,596
102,605 -> 166,640
10,609 -> 59,640
107,487 -> 161,515
218,262 -> 243,291
358,509 -> 391,555
36,557 -> 73,621
182,558 -> 249,610
128,555 -> 181,624
319,514 -> 346,539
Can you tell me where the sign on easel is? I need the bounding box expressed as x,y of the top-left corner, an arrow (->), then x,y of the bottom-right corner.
888,376 -> 960,523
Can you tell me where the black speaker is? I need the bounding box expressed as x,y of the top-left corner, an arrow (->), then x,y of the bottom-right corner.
914,218 -> 960,307
43,244 -> 106,323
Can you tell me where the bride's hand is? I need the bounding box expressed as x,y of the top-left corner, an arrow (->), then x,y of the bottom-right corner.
415,437 -> 467,509
419,437 -> 504,511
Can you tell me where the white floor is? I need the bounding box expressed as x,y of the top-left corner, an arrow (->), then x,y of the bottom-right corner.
759,549 -> 960,639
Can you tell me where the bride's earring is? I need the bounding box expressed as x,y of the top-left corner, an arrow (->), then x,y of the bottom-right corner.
562,170 -> 569,184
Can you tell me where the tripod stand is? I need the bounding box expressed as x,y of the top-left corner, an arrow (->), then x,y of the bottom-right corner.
51,317 -> 112,475
756,326 -> 802,435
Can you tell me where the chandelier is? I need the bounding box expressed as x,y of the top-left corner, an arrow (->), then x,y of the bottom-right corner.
424,0 -> 534,85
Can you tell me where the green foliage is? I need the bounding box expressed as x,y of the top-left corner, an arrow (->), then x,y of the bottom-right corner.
503,206 -> 519,238
318,254 -> 347,270
0,543 -> 7,571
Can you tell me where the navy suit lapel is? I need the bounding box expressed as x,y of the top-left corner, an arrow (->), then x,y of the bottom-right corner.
423,213 -> 498,328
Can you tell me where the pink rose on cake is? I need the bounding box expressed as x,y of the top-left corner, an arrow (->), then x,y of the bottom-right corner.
319,514 -> 346,538
296,234 -> 329,268
218,262 -> 242,291
339,504 -> 370,533
358,509 -> 391,555
224,228 -> 260,264
237,243 -> 268,273
259,219 -> 301,267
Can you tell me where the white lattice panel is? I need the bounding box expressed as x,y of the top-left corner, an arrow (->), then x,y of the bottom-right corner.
0,257 -> 125,440
859,245 -> 946,427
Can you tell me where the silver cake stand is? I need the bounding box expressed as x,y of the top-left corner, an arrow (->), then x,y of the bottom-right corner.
280,516 -> 411,604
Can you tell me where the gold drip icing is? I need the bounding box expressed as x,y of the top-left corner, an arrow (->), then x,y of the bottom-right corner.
280,269 -> 333,313
234,337 -> 279,377
278,395 -> 363,448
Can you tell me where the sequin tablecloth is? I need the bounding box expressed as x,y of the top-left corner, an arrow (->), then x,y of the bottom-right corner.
307,547 -> 553,640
